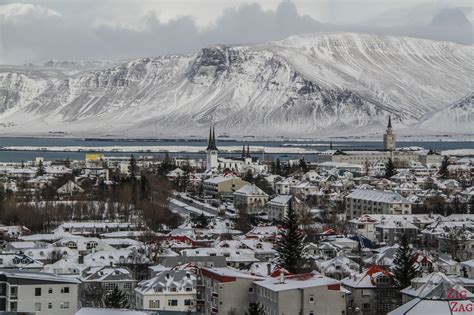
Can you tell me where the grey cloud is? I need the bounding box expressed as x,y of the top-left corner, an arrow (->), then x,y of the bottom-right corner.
0,1 -> 472,65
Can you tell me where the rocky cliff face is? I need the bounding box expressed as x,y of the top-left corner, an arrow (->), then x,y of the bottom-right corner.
0,33 -> 472,137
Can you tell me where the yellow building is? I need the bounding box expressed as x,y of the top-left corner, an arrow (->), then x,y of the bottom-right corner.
85,153 -> 104,162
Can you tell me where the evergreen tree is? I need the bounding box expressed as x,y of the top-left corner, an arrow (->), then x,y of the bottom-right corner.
364,160 -> 370,176
385,158 -> 396,178
158,152 -> 174,175
128,154 -> 138,177
64,158 -> 71,168
139,174 -> 150,201
0,183 -> 4,215
235,205 -> 252,233
276,158 -> 282,175
299,157 -> 308,173
193,213 -> 209,228
276,199 -> 305,273
270,161 -> 276,174
393,234 -> 418,289
180,172 -> 190,193
104,287 -> 129,308
243,169 -> 254,183
439,155 -> 450,178
36,160 -> 46,177
246,302 -> 265,315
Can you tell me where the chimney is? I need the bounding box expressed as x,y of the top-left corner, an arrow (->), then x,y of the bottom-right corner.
279,271 -> 285,284
166,273 -> 170,279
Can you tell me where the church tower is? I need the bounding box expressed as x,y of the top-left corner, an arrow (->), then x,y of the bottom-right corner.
383,115 -> 396,151
206,127 -> 219,170
244,144 -> 252,164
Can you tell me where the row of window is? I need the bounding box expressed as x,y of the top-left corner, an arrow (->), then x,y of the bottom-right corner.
147,299 -> 193,308
153,286 -> 193,293
104,283 -> 133,290
35,287 -> 69,296
34,301 -> 70,311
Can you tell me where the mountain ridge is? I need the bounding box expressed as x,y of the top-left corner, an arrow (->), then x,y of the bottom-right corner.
0,33 -> 472,138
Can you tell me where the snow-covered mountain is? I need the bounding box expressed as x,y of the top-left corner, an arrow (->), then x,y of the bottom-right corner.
417,93 -> 473,134
0,33 -> 472,138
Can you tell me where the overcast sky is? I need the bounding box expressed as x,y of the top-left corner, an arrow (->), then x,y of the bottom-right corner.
0,0 -> 472,65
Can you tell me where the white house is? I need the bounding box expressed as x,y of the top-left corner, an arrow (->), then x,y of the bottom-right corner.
0,270 -> 80,315
135,270 -> 196,312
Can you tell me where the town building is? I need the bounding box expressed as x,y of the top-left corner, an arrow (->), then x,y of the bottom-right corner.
202,176 -> 249,199
198,267 -> 263,315
317,117 -> 442,167
342,265 -> 399,315
345,189 -> 412,219
0,270 -> 80,315
135,270 -> 196,312
82,267 -> 137,308
254,272 -> 347,315
233,184 -> 269,213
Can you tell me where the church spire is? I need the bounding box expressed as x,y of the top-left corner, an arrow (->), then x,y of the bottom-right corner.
387,115 -> 392,129
246,145 -> 251,158
206,126 -> 218,151
206,127 -> 212,150
242,144 -> 246,158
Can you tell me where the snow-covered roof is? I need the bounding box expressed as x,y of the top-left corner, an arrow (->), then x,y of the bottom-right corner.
256,272 -> 340,292
388,298 -> 473,315
180,247 -> 258,263
400,272 -> 473,299
0,269 -> 80,284
234,184 -> 268,197
267,195 -> 292,206
83,266 -> 135,282
76,309 -> 159,315
57,180 -> 84,194
346,189 -> 411,203
205,175 -> 238,184
201,267 -> 264,280
342,265 -> 394,289
135,270 -> 195,295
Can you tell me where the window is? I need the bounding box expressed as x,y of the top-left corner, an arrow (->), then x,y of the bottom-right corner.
123,283 -> 132,289
168,299 -> 178,306
309,312 -> 314,315
35,288 -> 42,296
105,283 -> 118,291
35,303 -> 41,311
61,287 -> 70,293
248,287 -> 253,293
185,287 -> 192,292
309,295 -> 314,303
170,287 -> 177,292
48,303 -> 52,309
48,288 -> 53,294
10,301 -> 17,311
149,300 -> 160,308
184,299 -> 193,306
363,303 -> 370,309
60,302 -> 70,309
